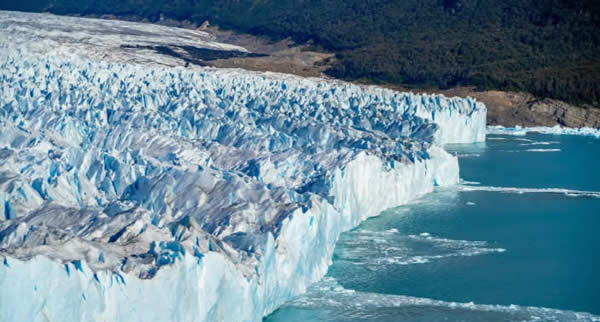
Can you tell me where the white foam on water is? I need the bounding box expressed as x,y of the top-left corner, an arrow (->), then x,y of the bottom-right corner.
460,180 -> 481,185
513,138 -> 535,142
380,248 -> 507,266
500,148 -> 561,152
281,277 -> 600,322
466,202 -> 476,206
406,233 -> 504,250
520,141 -> 560,146
488,126 -> 600,138
335,230 -> 506,267
455,185 -> 600,198
457,153 -> 482,158
525,148 -> 561,152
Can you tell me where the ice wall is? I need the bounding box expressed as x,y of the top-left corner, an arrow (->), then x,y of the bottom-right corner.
1,149 -> 457,321
0,46 -> 482,322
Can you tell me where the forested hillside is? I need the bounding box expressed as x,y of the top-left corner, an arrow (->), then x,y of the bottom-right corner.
2,0 -> 600,107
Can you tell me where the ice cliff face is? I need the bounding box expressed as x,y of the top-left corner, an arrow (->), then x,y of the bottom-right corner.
0,12 -> 485,322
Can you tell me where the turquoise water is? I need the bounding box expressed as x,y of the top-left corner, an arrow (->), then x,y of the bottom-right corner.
265,133 -> 600,321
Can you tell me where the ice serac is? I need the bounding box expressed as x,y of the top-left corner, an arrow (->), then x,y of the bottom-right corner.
0,40 -> 483,322
414,95 -> 486,144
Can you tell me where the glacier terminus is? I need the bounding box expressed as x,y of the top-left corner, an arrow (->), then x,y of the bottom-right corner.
0,10 -> 486,322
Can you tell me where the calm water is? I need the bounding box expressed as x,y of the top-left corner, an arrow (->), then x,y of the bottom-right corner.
266,133 -> 600,321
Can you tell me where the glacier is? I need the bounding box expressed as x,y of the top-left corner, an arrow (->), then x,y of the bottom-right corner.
0,10 -> 486,322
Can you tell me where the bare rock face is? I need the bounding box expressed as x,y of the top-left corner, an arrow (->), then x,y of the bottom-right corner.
527,99 -> 600,128
437,88 -> 600,128
486,95 -> 600,128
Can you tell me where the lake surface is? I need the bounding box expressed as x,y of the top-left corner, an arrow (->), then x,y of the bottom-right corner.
265,133 -> 600,321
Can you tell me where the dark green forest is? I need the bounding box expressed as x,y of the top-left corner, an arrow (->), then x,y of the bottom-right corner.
2,0 -> 600,107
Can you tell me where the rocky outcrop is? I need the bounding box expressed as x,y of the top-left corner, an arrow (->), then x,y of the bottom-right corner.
437,88 -> 600,128
523,98 -> 600,128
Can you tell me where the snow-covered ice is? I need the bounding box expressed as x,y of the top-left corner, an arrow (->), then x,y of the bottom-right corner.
0,10 -> 486,322
0,10 -> 247,67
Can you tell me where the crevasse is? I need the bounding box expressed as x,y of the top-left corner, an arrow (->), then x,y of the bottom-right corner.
0,48 -> 485,321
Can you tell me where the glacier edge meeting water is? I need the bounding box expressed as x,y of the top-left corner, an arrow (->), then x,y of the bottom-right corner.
266,131 -> 600,322
0,10 -> 488,322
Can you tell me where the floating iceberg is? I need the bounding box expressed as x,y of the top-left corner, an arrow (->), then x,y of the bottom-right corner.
0,11 -> 486,322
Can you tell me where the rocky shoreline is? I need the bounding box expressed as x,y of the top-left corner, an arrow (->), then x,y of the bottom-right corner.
436,88 -> 600,128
